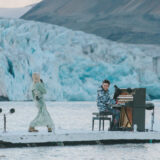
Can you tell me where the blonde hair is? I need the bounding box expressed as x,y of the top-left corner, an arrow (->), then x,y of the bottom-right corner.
32,73 -> 40,83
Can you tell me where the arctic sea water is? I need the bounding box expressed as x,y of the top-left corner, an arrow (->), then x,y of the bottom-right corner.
0,101 -> 160,160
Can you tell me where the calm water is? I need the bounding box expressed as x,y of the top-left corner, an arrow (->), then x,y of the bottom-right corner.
0,101 -> 160,160
0,144 -> 160,160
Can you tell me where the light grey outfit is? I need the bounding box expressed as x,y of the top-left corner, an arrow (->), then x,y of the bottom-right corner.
29,82 -> 55,130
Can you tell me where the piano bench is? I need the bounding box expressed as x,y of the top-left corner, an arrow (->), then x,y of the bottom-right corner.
145,102 -> 154,110
92,112 -> 112,131
145,102 -> 155,131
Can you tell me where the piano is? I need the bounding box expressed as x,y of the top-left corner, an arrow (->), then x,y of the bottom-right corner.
112,88 -> 154,132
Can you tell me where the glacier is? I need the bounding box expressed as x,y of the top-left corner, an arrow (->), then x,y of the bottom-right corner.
0,18 -> 160,101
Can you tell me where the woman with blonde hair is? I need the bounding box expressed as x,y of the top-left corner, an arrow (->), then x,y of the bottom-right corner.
28,73 -> 55,133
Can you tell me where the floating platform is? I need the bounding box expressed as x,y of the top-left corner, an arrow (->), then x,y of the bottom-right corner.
0,131 -> 160,148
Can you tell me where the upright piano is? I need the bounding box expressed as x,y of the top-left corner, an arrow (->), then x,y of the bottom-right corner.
112,88 -> 154,132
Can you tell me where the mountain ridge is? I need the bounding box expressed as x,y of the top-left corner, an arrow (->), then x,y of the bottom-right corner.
21,0 -> 160,45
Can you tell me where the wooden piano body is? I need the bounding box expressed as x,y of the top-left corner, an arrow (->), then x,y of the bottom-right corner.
114,88 -> 146,132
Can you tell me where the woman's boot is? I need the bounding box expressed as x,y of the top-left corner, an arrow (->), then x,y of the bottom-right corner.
48,127 -> 52,132
28,127 -> 38,132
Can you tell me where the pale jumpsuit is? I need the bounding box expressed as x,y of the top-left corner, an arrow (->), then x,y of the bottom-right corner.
29,82 -> 55,130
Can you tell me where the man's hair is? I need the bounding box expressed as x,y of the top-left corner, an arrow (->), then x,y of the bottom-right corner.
103,79 -> 110,85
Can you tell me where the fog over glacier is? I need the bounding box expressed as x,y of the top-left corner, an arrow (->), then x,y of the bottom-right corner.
0,19 -> 160,101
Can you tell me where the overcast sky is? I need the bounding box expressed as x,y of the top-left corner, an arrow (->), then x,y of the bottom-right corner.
0,0 -> 42,8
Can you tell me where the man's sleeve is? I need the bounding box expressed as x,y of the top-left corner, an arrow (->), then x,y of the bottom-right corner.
105,94 -> 116,106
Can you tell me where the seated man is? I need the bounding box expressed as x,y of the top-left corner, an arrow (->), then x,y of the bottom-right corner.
97,80 -> 120,129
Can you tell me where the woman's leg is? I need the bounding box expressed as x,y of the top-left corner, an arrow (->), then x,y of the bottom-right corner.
47,120 -> 55,133
28,101 -> 41,132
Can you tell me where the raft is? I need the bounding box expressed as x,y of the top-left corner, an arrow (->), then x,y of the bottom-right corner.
0,131 -> 160,148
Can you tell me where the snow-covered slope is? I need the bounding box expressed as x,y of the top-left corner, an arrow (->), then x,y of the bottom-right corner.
0,1 -> 42,18
0,19 -> 160,101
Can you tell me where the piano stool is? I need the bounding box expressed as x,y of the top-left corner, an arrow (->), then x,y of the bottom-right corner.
92,112 -> 112,131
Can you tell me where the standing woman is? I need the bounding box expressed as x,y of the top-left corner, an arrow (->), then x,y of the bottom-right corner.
28,73 -> 55,133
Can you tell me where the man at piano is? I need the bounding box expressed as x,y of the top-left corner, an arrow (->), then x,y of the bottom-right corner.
97,80 -> 120,129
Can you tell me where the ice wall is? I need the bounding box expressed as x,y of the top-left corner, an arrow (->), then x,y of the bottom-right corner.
0,19 -> 160,101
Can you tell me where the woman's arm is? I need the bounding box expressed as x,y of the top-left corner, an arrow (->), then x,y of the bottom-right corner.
36,82 -> 47,94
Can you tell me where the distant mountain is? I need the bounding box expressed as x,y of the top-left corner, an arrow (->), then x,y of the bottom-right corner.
21,0 -> 160,45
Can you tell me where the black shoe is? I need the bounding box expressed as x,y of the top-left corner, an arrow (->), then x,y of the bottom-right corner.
109,122 -> 120,131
